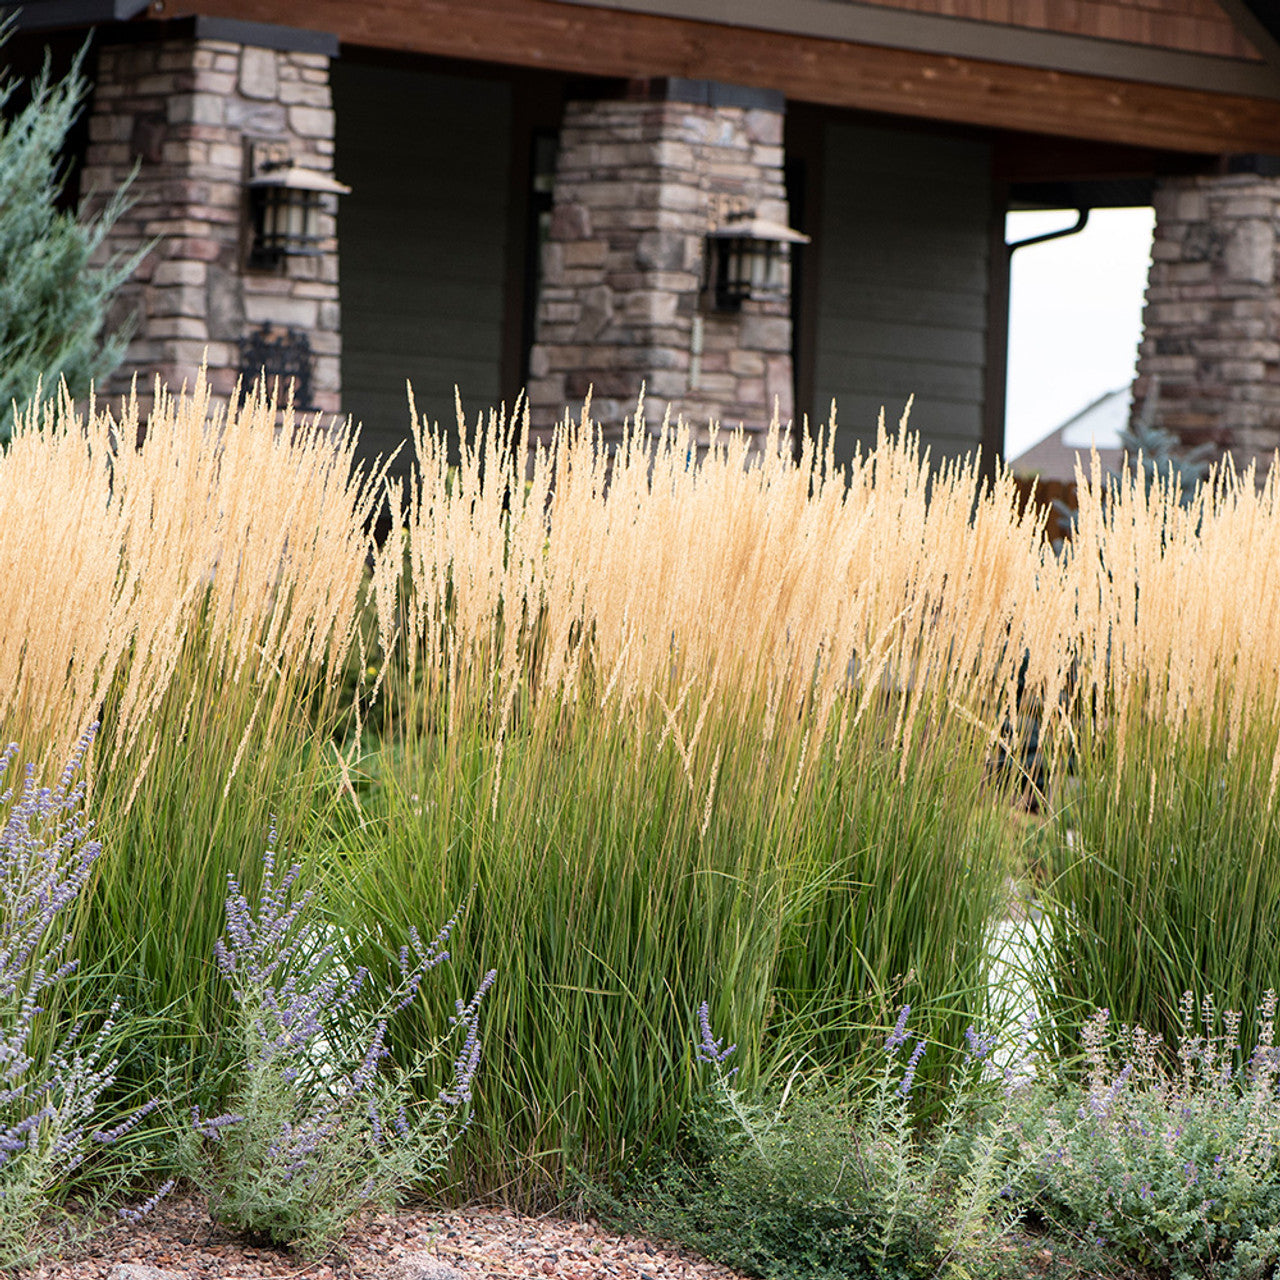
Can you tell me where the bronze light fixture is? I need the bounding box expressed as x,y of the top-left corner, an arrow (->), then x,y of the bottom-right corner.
247,152 -> 351,269
706,209 -> 809,312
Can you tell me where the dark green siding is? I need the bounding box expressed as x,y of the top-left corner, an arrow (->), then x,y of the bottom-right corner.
333,62 -> 512,474
813,123 -> 992,469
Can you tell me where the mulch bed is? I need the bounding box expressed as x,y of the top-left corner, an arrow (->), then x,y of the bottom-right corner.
16,1193 -> 750,1280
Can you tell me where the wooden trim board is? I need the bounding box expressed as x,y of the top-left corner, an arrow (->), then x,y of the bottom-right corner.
553,0 -> 1280,100
177,0 -> 1280,153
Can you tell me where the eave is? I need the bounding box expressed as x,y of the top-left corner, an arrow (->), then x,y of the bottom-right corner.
181,0 -> 1280,155
10,0 -> 1280,155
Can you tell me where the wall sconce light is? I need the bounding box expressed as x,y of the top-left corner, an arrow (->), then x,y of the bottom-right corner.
706,209 -> 809,312
247,147 -> 351,269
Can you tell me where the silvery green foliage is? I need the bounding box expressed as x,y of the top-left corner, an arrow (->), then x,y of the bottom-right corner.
185,835 -> 495,1257
0,24 -> 143,440
1118,376 -> 1216,506
626,1004 -> 1032,1280
1118,420 -> 1216,505
1018,993 -> 1280,1280
0,728 -> 156,1266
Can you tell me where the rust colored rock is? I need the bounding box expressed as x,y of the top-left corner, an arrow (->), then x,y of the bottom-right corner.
385,1254 -> 465,1280
106,1266 -> 185,1280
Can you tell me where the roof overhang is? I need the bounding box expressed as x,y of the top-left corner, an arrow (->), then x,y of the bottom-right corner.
1236,0 -> 1280,42
0,0 -> 151,28
556,0 -> 1280,101
1217,0 -> 1280,71
1,2 -> 338,54
8,0 -> 1280,155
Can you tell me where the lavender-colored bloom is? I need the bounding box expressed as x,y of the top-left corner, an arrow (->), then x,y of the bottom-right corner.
118,1178 -> 177,1223
696,1002 -> 737,1066
190,1106 -> 246,1139
1086,1062 -> 1133,1118
963,1024 -> 997,1063
441,970 -> 497,1107
886,1005 -> 911,1055
351,1022 -> 389,1093
898,1038 -> 927,1097
92,1097 -> 160,1144
0,728 -> 101,1008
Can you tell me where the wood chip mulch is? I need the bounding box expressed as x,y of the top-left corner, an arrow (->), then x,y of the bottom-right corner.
16,1193 -> 750,1280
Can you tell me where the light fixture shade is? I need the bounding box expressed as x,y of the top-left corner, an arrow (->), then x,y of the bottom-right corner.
706,213 -> 809,311
247,164 -> 351,269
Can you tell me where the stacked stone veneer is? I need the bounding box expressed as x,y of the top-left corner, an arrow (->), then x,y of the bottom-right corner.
526,90 -> 796,442
81,32 -> 341,413
1133,170 -> 1280,470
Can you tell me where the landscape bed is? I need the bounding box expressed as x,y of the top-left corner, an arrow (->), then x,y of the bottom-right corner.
3,378 -> 1280,1278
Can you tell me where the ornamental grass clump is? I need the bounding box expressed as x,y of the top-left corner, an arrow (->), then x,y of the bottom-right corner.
0,373 -> 389,1088
0,728 -> 158,1268
1015,992 -> 1280,1280
182,833 -> 495,1258
335,402 -> 1049,1198
1030,454 -> 1280,1056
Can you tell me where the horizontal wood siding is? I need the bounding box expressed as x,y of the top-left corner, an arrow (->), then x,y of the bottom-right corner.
833,0 -> 1258,60
813,123 -> 991,468
333,62 -> 511,471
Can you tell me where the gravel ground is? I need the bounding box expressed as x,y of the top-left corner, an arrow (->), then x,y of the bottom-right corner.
15,1193 -> 749,1280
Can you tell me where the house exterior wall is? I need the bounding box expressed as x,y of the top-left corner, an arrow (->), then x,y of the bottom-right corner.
332,61 -> 512,467
527,88 -> 796,440
51,2 -> 1280,475
812,122 -> 992,468
81,31 -> 342,412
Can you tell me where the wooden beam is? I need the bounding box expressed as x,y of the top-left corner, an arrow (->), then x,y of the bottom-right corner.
178,0 -> 1280,154
992,135 -> 1205,183
555,0 -> 1280,101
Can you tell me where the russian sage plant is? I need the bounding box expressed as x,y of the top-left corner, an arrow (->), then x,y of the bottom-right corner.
1017,993 -> 1280,1280
182,832 -> 495,1257
0,729 -> 157,1267
613,1003 -> 1033,1280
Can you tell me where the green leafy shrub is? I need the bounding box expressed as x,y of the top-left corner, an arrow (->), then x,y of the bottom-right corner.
0,25 -> 143,436
606,1005 -> 1030,1280
1016,994 -> 1280,1280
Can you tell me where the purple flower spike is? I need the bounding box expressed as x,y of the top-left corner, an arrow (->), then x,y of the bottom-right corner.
963,1025 -> 993,1062
696,1002 -> 737,1066
898,1038 -> 927,1097
118,1178 -> 176,1223
886,1005 -> 911,1054
195,833 -> 495,1254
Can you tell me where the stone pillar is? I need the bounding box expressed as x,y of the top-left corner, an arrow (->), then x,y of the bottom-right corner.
81,25 -> 342,414
527,81 -> 797,443
1133,163 -> 1280,470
